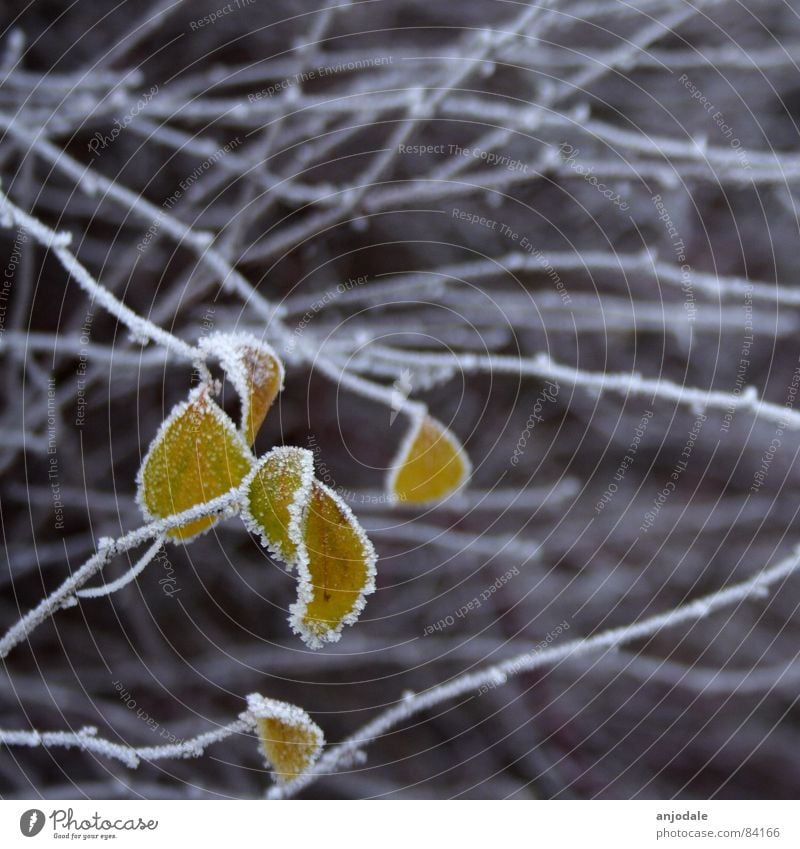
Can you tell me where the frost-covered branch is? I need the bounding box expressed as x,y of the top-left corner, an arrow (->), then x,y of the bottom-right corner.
269,543 -> 800,798
0,487 -> 243,659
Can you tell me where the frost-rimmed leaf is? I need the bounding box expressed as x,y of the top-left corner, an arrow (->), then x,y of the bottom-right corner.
290,480 -> 378,650
136,386 -> 254,542
200,332 -> 284,444
387,414 -> 471,505
241,447 -> 314,567
245,693 -> 324,784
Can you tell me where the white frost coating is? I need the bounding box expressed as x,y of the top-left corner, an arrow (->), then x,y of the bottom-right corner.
198,332 -> 285,439
76,538 -> 164,599
385,412 -> 472,504
0,718 -> 254,770
289,479 -> 378,650
243,694 -> 324,781
267,543 -> 800,799
0,487 -> 245,658
240,446 -> 315,569
134,384 -> 253,545
0,188 -> 197,363
364,346 -> 800,431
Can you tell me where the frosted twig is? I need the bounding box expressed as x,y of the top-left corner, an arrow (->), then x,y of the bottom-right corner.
0,118 -> 286,328
0,487 -> 243,658
0,718 -> 253,770
0,188 -> 197,362
355,347 -> 800,430
76,538 -> 164,599
349,250 -> 800,310
268,543 -> 800,798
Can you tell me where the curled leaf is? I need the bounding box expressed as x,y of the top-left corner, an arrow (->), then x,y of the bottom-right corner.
200,332 -> 284,444
291,480 -> 378,649
246,693 -> 324,784
241,447 -> 314,567
243,448 -> 377,648
387,414 -> 471,504
136,387 -> 253,541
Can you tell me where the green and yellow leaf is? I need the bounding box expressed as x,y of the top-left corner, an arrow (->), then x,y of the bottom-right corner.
291,480 -> 377,649
241,447 -> 314,566
387,414 -> 471,504
136,387 -> 253,541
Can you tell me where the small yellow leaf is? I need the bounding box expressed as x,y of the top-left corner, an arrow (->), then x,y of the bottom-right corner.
200,333 -> 284,444
246,693 -> 324,784
136,387 -> 254,541
291,480 -> 377,649
387,415 -> 471,504
241,447 -> 314,566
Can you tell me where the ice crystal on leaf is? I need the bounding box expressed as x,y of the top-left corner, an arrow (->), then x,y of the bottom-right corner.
290,480 -> 378,649
136,387 -> 254,541
199,333 -> 284,444
241,446 -> 315,566
246,693 -> 324,784
243,448 -> 377,648
387,414 -> 471,505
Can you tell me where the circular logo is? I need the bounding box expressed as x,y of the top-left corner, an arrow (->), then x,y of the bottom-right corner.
19,810 -> 45,837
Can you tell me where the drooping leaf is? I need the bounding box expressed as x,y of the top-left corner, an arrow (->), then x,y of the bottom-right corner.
245,693 -> 324,784
243,448 -> 378,649
291,480 -> 377,649
241,447 -> 314,566
200,332 -> 284,444
136,387 -> 254,541
387,414 -> 471,504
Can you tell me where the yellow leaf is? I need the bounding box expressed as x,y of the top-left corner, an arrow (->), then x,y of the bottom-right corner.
242,447 -> 314,566
291,480 -> 377,649
246,694 -> 324,784
387,415 -> 471,504
200,333 -> 284,444
136,387 -> 253,541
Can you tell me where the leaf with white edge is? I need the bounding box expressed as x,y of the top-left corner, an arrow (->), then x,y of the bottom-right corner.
387,414 -> 471,505
246,693 -> 324,784
200,332 -> 284,444
241,447 -> 314,567
136,387 -> 254,541
291,480 -> 377,649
